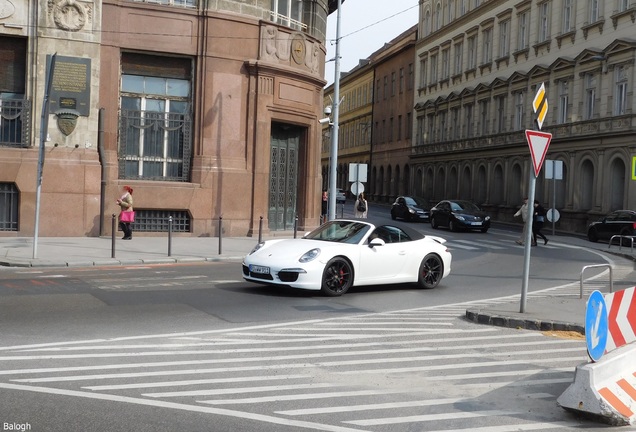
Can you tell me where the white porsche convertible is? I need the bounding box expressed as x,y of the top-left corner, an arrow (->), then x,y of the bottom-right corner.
242,220 -> 452,296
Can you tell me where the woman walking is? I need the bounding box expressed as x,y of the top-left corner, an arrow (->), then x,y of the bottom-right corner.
116,185 -> 134,240
532,200 -> 548,246
354,193 -> 368,218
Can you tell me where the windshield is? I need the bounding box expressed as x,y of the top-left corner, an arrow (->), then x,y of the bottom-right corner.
305,221 -> 370,244
405,197 -> 427,207
452,201 -> 481,212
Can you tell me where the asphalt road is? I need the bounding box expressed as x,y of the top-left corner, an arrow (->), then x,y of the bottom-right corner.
0,215 -> 631,432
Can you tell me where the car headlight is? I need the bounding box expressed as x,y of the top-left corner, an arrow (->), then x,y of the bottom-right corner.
485,216 -> 491,221
249,242 -> 265,255
409,208 -> 415,214
455,215 -> 465,221
299,248 -> 320,263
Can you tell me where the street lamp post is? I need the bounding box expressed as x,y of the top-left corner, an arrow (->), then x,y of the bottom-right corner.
327,0 -> 342,221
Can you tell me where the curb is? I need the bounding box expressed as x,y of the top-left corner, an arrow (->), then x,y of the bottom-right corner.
465,309 -> 585,334
0,255 -> 247,268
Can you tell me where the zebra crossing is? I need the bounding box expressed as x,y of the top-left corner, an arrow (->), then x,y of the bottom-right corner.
0,292 -> 606,432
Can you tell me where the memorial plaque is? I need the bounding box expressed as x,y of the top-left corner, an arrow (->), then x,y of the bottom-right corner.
48,55 -> 91,116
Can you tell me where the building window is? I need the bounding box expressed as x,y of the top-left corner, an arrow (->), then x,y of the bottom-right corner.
118,54 -> 193,182
0,37 -> 28,148
408,63 -> 414,90
397,115 -> 402,140
562,0 -> 573,33
499,20 -> 510,58
427,113 -> 435,143
496,96 -> 506,133
467,35 -> 477,69
399,68 -> 404,94
619,0 -> 629,13
435,3 -> 442,31
584,73 -> 596,120
538,2 -> 550,42
270,0 -> 305,30
430,54 -> 438,84
482,28 -> 492,64
614,66 -> 629,116
514,92 -> 525,130
464,103 -> 473,138
557,80 -> 569,124
447,0 -> 455,23
383,76 -> 388,100
406,112 -> 412,139
518,12 -> 529,50
441,49 -> 450,80
460,0 -> 468,15
389,117 -> 394,141
133,209 -> 191,233
451,108 -> 459,139
424,10 -> 431,36
589,0 -> 599,23
0,182 -> 19,231
419,58 -> 428,88
391,72 -> 396,97
454,42 -> 463,75
439,111 -> 447,141
376,79 -> 381,103
479,99 -> 489,135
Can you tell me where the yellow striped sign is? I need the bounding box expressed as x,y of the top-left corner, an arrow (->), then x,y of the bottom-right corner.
533,82 -> 548,129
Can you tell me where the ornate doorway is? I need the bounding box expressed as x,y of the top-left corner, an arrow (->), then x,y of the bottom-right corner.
269,123 -> 300,231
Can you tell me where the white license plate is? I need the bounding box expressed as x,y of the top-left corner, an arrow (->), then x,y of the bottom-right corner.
471,222 -> 482,226
250,265 -> 270,274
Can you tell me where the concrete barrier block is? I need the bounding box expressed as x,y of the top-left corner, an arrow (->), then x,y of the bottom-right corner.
558,344 -> 636,425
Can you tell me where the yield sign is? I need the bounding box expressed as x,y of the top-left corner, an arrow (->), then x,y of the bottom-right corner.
525,130 -> 552,177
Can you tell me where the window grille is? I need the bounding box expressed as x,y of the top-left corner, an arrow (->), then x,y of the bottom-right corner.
0,98 -> 30,148
128,209 -> 191,233
0,183 -> 19,231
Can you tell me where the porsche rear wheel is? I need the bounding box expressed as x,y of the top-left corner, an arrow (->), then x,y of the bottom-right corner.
321,258 -> 353,296
417,253 -> 443,289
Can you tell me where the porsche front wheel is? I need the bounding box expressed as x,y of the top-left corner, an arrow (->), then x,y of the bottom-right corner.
321,258 -> 353,296
417,253 -> 443,289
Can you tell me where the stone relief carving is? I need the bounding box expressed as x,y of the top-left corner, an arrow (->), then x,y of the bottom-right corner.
0,0 -> 16,20
48,0 -> 92,32
261,24 -> 320,72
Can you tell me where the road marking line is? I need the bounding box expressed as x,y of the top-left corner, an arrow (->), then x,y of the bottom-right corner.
344,409 -> 523,426
276,398 -> 465,415
144,383 -> 341,398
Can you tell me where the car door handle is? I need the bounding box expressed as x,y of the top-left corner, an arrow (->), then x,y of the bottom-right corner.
398,250 -> 406,255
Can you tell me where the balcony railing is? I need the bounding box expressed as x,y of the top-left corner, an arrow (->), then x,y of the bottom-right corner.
128,0 -> 197,8
413,114 -> 636,155
0,98 -> 31,148
269,11 -> 307,31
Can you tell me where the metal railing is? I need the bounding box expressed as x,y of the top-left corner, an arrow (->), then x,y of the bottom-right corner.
608,235 -> 636,253
580,264 -> 613,299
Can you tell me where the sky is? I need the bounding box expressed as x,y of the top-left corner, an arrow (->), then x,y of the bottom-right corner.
324,0 -> 420,86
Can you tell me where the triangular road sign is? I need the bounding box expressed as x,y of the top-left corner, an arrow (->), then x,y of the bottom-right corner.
525,130 -> 552,177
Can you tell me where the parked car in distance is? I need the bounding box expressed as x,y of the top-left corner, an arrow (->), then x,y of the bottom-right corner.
587,210 -> 636,243
391,196 -> 430,222
430,200 -> 491,233
331,188 -> 346,204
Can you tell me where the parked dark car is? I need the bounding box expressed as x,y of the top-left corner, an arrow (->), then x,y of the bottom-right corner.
430,200 -> 491,233
587,210 -> 636,243
390,196 -> 430,222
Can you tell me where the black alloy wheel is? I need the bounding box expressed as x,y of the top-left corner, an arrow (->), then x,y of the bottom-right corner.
417,253 -> 443,289
321,258 -> 353,296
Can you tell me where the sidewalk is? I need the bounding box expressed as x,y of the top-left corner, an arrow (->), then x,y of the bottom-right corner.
0,235 -> 262,268
1,230 -> 634,336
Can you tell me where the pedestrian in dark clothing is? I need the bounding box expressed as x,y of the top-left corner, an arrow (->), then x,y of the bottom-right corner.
532,200 -> 548,246
321,190 -> 328,224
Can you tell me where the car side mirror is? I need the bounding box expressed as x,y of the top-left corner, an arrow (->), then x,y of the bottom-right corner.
369,238 -> 385,248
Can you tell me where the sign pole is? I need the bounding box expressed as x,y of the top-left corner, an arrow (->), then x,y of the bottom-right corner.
520,171 -> 536,313
33,53 -> 57,259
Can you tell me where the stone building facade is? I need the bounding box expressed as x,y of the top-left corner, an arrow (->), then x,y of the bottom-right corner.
322,25 -> 416,206
0,0 -> 338,237
413,0 -> 636,233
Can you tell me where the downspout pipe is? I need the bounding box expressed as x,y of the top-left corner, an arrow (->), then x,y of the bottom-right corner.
97,108 -> 105,237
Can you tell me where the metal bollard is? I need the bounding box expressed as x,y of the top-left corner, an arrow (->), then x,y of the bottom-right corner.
294,215 -> 298,239
340,203 -> 344,218
111,214 -> 116,258
168,216 -> 173,257
258,216 -> 263,244
218,216 -> 223,254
